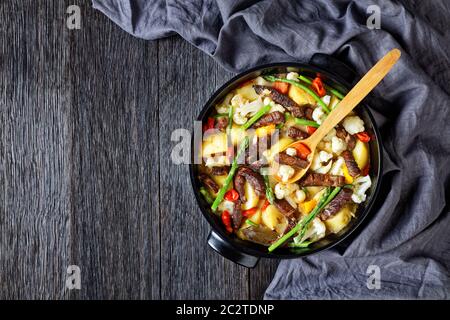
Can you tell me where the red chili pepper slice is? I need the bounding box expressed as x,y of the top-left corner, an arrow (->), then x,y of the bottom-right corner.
293,143 -> 311,160
203,117 -> 215,133
356,131 -> 371,143
242,207 -> 257,217
261,199 -> 270,212
306,126 -> 317,135
224,189 -> 239,202
311,77 -> 326,97
273,81 -> 290,94
221,210 -> 233,233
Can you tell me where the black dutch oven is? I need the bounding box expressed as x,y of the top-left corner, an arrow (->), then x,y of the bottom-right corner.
189,54 -> 383,268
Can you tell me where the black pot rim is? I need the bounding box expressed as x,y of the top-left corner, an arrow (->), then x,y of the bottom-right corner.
189,61 -> 383,259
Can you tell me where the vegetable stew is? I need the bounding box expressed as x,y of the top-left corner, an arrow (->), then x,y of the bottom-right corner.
197,72 -> 373,252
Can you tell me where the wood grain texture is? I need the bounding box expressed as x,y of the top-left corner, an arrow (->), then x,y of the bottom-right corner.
0,0 -> 71,299
157,38 -> 250,300
0,0 -> 279,299
68,1 -> 160,299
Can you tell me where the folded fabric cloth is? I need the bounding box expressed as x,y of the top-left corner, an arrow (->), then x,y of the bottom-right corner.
92,0 -> 450,299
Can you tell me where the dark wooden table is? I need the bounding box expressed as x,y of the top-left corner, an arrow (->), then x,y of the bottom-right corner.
0,1 -> 278,299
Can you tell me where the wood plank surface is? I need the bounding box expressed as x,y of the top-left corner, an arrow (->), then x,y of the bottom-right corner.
0,0 -> 71,299
68,1 -> 160,299
157,38 -> 250,300
0,0 -> 279,299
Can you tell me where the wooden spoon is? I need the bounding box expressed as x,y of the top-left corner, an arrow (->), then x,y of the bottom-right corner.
275,48 -> 401,183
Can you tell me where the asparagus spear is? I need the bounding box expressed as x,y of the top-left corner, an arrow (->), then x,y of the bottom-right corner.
242,104 -> 271,130
268,187 -> 341,252
294,118 -> 320,128
211,136 -> 249,212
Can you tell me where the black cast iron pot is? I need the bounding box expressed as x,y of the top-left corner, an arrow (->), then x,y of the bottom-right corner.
189,54 -> 383,268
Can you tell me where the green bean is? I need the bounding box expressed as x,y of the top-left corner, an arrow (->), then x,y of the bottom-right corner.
294,118 -> 320,128
246,219 -> 258,227
242,104 -> 271,130
211,137 -> 249,211
298,74 -> 345,100
263,174 -> 275,205
268,187 -> 341,252
213,113 -> 228,118
288,241 -> 311,248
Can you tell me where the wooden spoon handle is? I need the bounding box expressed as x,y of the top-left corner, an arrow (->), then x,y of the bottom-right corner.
308,49 -> 401,147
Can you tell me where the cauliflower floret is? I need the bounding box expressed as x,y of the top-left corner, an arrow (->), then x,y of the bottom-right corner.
270,103 -> 285,113
286,147 -> 297,157
216,104 -> 229,114
233,98 -> 264,124
311,151 -> 333,174
233,112 -> 247,125
310,153 -> 322,171
319,150 -> 333,162
231,94 -> 247,107
322,95 -> 331,106
215,93 -> 233,114
255,76 -> 271,86
278,165 -> 295,183
238,98 -> 263,117
263,97 -> 273,106
295,189 -> 306,203
315,160 -> 332,174
352,175 -> 372,203
274,182 -> 299,199
323,128 -> 336,142
330,156 -> 345,176
331,136 -> 347,155
286,72 -> 299,81
312,107 -> 326,125
296,218 -> 326,243
218,200 -> 235,213
342,116 -> 365,135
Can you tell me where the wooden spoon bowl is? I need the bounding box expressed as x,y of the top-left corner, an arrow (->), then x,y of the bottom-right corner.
274,49 -> 401,184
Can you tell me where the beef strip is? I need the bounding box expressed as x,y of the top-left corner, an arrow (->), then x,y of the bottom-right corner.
275,152 -> 309,169
319,188 -> 353,220
233,166 -> 265,201
210,166 -> 230,176
198,172 -> 219,193
248,158 -> 268,171
336,126 -> 356,150
231,200 -> 243,230
299,173 -> 345,187
273,199 -> 297,219
287,126 -> 309,140
342,150 -> 361,177
215,116 -> 228,131
253,111 -> 284,128
304,105 -> 315,120
253,85 -> 305,118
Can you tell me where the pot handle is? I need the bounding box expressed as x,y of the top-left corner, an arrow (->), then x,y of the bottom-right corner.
207,231 -> 259,268
309,53 -> 358,84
